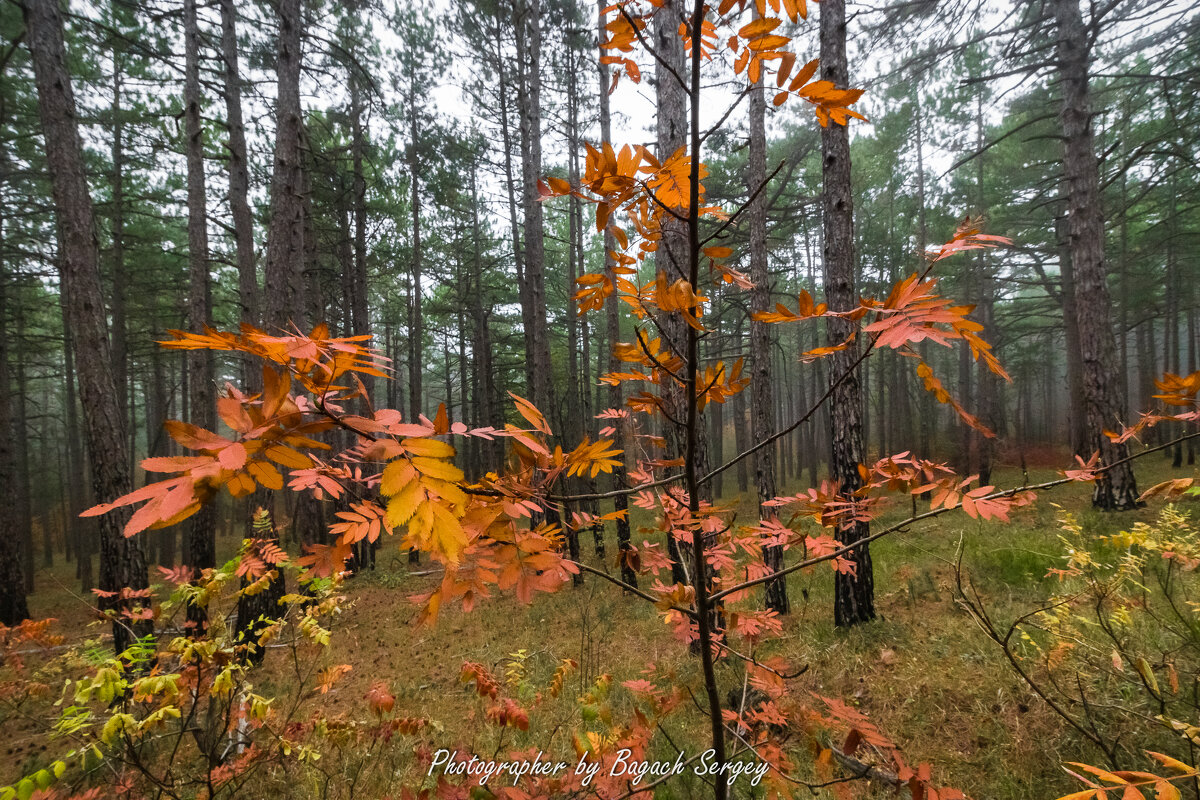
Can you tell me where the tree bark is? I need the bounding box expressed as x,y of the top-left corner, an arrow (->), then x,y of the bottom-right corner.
184,0 -> 216,628
565,36 -> 582,445
407,83 -> 424,425
0,241 -> 29,625
24,0 -> 151,653
747,20 -> 787,614
263,0 -> 306,328
820,0 -> 874,627
1053,0 -> 1139,509
218,0 -> 257,336
599,0 -> 636,587
109,63 -> 129,458
350,70 -> 371,404
13,301 -> 34,592
241,0 -> 304,654
515,0 -> 552,412
492,13 -> 531,401
655,0 -> 691,586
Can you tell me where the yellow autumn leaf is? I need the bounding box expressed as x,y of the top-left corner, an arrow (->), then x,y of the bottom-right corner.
411,456 -> 465,483
430,501 -> 469,564
421,477 -> 468,510
380,459 -> 418,496
402,437 -> 456,459
1156,781 -> 1182,800
385,480 -> 424,528
263,443 -> 312,469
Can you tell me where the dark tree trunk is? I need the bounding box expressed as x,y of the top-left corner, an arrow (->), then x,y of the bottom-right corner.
0,257 -> 29,625
747,22 -> 787,613
491,14 -> 531,402
516,0 -> 552,412
820,0 -> 874,627
60,279 -> 93,592
13,302 -> 34,592
109,61 -> 129,463
655,0 -> 690,587
599,0 -> 635,588
1054,0 -> 1139,509
218,0 -> 257,336
407,82 -> 424,425
148,338 -> 174,567
240,0 -> 304,655
565,38 -> 582,446
24,0 -> 151,653
184,0 -> 216,629
972,92 -> 997,485
1058,211 -> 1087,457
262,0 -> 306,328
468,163 -> 498,472
350,73 -> 371,404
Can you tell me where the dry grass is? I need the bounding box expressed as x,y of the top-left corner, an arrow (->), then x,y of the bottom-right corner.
2,453 -> 1191,798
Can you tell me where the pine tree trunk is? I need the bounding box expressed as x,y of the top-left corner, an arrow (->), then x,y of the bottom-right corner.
747,20 -> 787,613
59,279 -> 93,592
24,0 -> 151,653
492,15 -> 532,402
407,82 -> 424,425
13,302 -> 34,593
218,0 -> 257,336
468,162 -> 498,472
241,0 -> 304,655
655,0 -> 691,587
350,73 -> 371,404
565,41 -> 582,446
0,252 -> 29,625
184,0 -> 216,628
820,0 -> 874,627
1054,0 -> 1139,509
598,0 -> 635,587
109,59 -> 129,463
516,0 -> 552,413
262,0 -> 306,328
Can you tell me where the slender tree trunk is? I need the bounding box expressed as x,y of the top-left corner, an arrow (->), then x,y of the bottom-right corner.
262,0 -> 306,328
565,41 -> 581,445
13,301 -> 34,593
1167,172 -> 1183,468
913,95 -> 936,463
0,236 -> 29,625
350,72 -> 371,404
680,0 -> 726,790
1058,211 -> 1087,456
656,0 -> 691,586
184,0 -> 216,627
820,0 -> 874,627
218,0 -> 257,336
516,0 -> 552,412
407,83 -> 424,425
149,336 -> 174,566
468,163 -> 498,472
109,61 -> 129,465
598,0 -> 635,587
492,15 -> 531,401
1054,0 -> 1139,509
241,0 -> 304,654
59,278 -> 93,591
24,0 -> 151,652
747,21 -> 787,613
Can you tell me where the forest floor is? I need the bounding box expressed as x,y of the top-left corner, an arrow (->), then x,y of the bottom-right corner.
9,453 -> 1195,799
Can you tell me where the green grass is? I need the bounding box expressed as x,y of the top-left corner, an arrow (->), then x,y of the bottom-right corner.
5,455 -> 1196,798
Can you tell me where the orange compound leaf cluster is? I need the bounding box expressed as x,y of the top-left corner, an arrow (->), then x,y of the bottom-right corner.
159,322 -> 389,394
